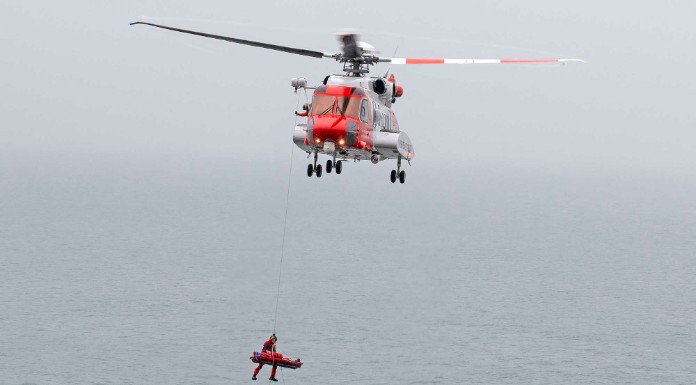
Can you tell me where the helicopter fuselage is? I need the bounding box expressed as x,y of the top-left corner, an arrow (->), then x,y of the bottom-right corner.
293,75 -> 413,165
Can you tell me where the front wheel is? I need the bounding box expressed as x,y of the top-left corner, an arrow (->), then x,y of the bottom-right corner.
315,164 -> 323,178
335,160 -> 343,174
399,170 -> 406,184
307,164 -> 314,177
326,160 -> 333,173
390,170 -> 397,183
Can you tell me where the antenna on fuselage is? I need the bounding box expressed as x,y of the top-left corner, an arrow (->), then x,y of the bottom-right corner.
383,45 -> 399,78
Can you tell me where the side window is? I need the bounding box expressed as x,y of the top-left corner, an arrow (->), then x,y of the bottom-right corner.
390,111 -> 399,131
373,102 -> 379,126
360,99 -> 369,123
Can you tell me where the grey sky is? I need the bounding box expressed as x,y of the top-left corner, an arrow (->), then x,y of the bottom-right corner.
1,1 -> 695,176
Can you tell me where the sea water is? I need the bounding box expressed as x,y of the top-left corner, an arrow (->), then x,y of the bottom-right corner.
1,153 -> 694,385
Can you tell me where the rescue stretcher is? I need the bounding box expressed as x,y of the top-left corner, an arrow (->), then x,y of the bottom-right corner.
250,351 -> 303,369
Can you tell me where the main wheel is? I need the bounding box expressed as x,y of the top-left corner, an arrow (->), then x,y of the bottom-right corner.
335,160 -> 343,174
307,164 -> 314,177
326,160 -> 333,173
399,170 -> 406,184
390,170 -> 397,183
315,164 -> 323,178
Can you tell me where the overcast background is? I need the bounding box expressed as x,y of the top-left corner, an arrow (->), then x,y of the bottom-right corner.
2,1 -> 695,385
2,0 -> 695,175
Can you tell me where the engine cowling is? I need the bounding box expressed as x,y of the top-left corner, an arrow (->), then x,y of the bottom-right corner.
372,78 -> 387,95
395,84 -> 404,97
388,74 -> 404,99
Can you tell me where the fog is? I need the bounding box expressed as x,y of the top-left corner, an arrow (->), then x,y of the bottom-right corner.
3,3 -> 696,384
1,1 -> 694,177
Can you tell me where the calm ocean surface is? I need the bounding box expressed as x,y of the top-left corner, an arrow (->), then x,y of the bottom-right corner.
1,154 -> 694,385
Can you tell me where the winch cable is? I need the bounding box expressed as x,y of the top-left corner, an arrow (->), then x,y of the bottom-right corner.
269,89 -> 308,385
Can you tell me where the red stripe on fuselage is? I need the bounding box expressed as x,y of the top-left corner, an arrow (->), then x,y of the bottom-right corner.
322,86 -> 366,97
311,116 -> 348,142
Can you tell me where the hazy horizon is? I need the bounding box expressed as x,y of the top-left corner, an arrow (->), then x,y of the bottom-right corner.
2,1 -> 695,384
2,1 -> 695,176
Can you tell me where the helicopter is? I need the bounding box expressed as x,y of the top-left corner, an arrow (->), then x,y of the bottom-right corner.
131,22 -> 583,184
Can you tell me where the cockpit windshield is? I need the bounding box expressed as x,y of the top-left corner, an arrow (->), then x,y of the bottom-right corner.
311,94 -> 361,119
335,97 -> 361,119
311,95 -> 335,116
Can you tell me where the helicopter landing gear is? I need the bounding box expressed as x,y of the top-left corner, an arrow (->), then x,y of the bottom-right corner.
307,152 -> 341,178
307,151 -> 322,178
390,155 -> 406,184
324,155 -> 343,176
332,152 -> 343,175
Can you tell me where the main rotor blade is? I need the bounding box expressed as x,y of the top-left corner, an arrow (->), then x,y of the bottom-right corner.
381,57 -> 586,64
130,22 -> 330,59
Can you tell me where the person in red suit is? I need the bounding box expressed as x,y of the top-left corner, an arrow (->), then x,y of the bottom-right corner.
252,334 -> 278,381
295,103 -> 310,117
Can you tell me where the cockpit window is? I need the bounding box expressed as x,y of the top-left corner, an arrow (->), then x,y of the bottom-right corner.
311,95 -> 335,115
311,93 -> 362,119
335,97 -> 361,119
360,99 -> 369,123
